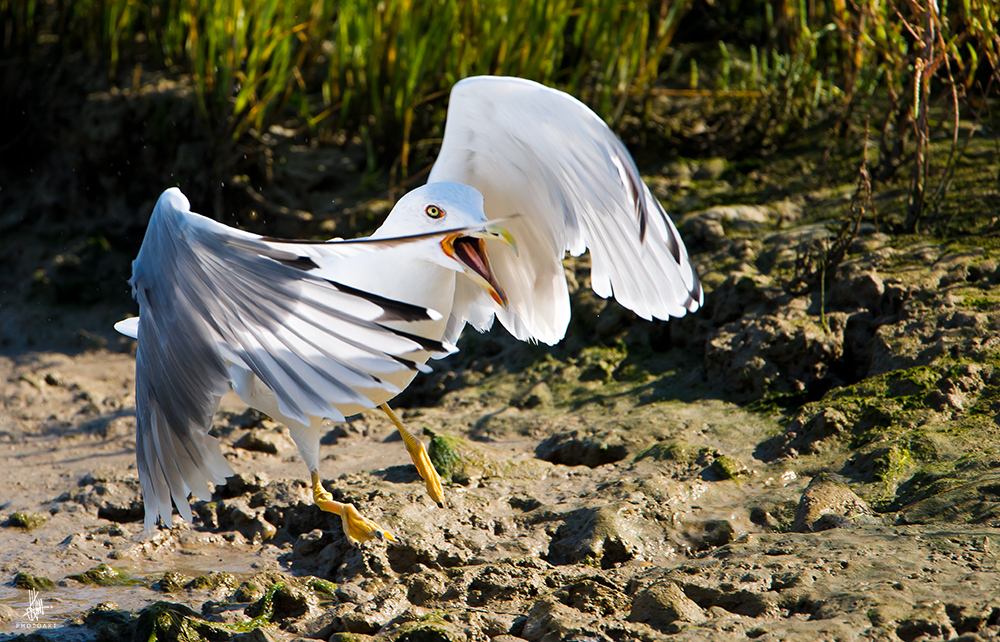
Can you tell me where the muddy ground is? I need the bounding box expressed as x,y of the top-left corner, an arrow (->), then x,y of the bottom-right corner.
3,68 -> 1000,642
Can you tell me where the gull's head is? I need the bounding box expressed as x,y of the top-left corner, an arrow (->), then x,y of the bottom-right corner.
380,182 -> 517,309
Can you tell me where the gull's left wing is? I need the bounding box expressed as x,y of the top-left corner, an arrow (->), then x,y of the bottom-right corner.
429,76 -> 703,346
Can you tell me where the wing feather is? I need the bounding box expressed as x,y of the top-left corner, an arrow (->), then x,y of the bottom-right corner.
128,188 -> 460,530
429,76 -> 702,344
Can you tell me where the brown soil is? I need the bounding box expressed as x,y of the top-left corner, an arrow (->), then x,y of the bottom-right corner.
3,62 -> 1000,642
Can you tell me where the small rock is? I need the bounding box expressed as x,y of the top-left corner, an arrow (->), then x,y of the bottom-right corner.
234,427 -> 296,456
555,579 -> 630,617
687,519 -> 737,550
288,610 -> 341,640
710,455 -> 750,480
629,581 -> 707,631
681,216 -> 727,248
844,444 -> 914,487
12,572 -> 56,591
388,619 -> 471,642
321,423 -> 351,444
195,501 -> 219,529
289,527 -> 352,579
68,472 -> 144,522
5,511 -> 48,530
695,204 -> 769,230
68,563 -> 138,586
271,583 -> 311,620
772,407 -> 851,457
770,200 -> 803,224
335,582 -> 374,604
830,271 -> 884,311
522,595 -> 603,642
634,440 -> 706,465
848,231 -> 891,254
545,505 -> 643,568
219,471 -> 271,497
151,571 -> 192,593
663,160 -> 692,180
748,501 -> 797,533
186,571 -> 237,593
427,428 -> 544,485
83,602 -> 135,639
217,497 -> 277,542
340,584 -> 408,634
793,473 -> 874,532
508,495 -> 543,512
405,568 -> 448,605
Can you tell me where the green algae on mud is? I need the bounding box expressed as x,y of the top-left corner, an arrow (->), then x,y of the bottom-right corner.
136,581 -> 283,642
4,512 -> 47,531
11,572 -> 56,591
427,428 -> 550,485
766,359 -> 1000,513
67,563 -> 142,587
634,439 -> 707,465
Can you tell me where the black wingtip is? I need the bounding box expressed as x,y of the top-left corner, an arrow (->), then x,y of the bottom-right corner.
325,280 -> 438,323
276,255 -> 321,271
382,325 -> 449,355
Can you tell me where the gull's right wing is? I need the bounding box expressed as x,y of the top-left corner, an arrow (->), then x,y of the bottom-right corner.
123,188 -> 469,531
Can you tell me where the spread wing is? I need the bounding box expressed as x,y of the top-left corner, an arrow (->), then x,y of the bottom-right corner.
429,76 -> 703,346
126,188 -> 459,531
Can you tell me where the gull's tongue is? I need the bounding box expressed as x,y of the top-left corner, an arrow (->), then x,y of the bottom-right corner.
454,237 -> 490,281
453,236 -> 508,308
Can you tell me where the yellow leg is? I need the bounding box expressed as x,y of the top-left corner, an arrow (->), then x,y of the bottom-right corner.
311,471 -> 395,546
380,403 -> 445,507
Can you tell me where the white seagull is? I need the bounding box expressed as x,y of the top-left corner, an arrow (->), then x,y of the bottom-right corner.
115,76 -> 703,545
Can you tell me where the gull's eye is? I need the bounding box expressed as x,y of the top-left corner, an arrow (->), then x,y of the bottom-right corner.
425,204 -> 444,219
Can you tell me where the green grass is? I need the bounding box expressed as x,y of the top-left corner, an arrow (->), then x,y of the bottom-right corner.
2,0 -> 997,213
6,0 -> 679,159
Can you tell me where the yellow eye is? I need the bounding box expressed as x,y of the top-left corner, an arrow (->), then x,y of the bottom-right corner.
425,204 -> 444,219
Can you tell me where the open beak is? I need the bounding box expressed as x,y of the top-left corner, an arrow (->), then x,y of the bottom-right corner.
441,223 -> 517,310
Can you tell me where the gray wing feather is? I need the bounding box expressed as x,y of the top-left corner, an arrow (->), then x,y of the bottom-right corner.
129,188 -> 450,531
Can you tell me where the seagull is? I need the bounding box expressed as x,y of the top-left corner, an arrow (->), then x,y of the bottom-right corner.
115,76 -> 703,546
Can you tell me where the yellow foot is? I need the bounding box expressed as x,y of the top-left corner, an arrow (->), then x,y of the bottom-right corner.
311,472 -> 395,547
381,403 -> 445,507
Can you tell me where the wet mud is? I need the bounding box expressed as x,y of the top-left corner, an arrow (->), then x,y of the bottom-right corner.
3,68 -> 1000,642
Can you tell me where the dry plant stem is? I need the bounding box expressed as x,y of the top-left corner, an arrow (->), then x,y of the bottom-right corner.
905,16 -> 932,233
852,116 -> 877,235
